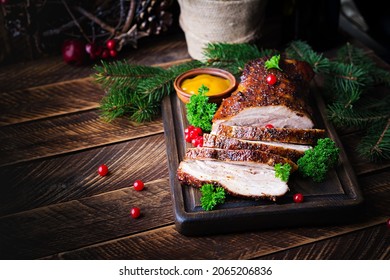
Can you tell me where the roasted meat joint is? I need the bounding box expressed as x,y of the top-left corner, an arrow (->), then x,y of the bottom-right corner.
177,56 -> 326,202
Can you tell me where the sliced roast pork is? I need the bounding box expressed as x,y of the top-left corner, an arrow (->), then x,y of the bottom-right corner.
184,147 -> 298,171
202,133 -> 311,162
211,58 -> 315,133
215,124 -> 325,145
177,160 -> 288,200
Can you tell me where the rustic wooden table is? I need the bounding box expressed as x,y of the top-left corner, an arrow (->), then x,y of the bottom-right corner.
0,32 -> 389,260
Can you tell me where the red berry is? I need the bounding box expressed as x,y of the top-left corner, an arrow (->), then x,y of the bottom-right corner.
61,39 -> 86,65
265,124 -> 274,129
185,133 -> 192,143
0,0 -> 8,4
266,74 -> 277,85
387,218 -> 390,229
133,180 -> 145,191
131,207 -> 141,219
192,135 -> 203,147
109,49 -> 117,58
106,39 -> 116,50
184,125 -> 195,135
101,49 -> 110,59
98,164 -> 109,176
293,193 -> 304,203
193,127 -> 203,136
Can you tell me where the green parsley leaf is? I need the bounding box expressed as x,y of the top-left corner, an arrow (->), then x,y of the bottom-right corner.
297,138 -> 340,182
200,184 -> 226,211
265,54 -> 283,71
186,85 -> 217,131
274,163 -> 292,182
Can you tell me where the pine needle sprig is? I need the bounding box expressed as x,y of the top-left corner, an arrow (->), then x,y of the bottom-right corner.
203,42 -> 263,62
357,119 -> 390,161
137,70 -> 176,103
100,87 -> 135,122
285,40 -> 330,73
94,60 -> 166,91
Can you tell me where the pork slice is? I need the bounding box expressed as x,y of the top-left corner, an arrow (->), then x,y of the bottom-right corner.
215,124 -> 325,145
202,133 -> 311,162
212,57 -> 315,131
185,147 -> 298,171
177,160 -> 288,200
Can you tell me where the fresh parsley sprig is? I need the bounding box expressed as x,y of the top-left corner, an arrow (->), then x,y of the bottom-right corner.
274,163 -> 292,182
297,138 -> 340,182
200,184 -> 226,211
265,54 -> 283,71
186,85 -> 217,131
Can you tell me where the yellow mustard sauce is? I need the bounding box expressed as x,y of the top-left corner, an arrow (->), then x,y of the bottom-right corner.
181,74 -> 230,96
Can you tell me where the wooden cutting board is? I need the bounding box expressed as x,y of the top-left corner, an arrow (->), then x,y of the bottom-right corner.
162,80 -> 364,236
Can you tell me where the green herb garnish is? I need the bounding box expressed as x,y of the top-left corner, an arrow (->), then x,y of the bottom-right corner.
274,163 -> 292,182
186,85 -> 217,131
297,138 -> 340,182
265,54 -> 283,71
200,184 -> 226,211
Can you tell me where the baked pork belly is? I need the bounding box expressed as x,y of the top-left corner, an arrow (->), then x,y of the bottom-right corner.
212,57 -> 315,133
202,133 -> 311,162
177,160 -> 288,200
185,147 -> 298,171
215,124 -> 325,145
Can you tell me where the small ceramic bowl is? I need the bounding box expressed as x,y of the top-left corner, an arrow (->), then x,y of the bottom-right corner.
174,68 -> 237,104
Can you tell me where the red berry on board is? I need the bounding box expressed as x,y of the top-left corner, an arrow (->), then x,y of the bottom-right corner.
106,39 -> 116,50
266,73 -> 277,85
193,127 -> 203,136
98,164 -> 109,176
265,124 -> 274,129
184,125 -> 195,135
61,39 -> 86,65
133,180 -> 145,191
185,133 -> 192,143
293,193 -> 304,203
131,207 -> 141,219
387,218 -> 390,229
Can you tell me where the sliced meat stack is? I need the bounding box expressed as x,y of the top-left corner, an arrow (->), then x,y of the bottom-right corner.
177,56 -> 324,201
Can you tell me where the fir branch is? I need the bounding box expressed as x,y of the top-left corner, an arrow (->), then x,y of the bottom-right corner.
285,40 -> 330,73
357,119 -> 390,161
130,94 -> 161,122
137,70 -> 175,103
100,87 -> 135,121
327,102 -> 389,128
94,60 -> 166,90
203,42 -> 263,63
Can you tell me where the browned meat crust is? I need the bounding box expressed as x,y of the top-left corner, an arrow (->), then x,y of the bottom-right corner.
213,57 -> 315,123
176,168 -> 280,201
185,147 -> 298,171
216,125 -> 325,145
202,133 -> 306,162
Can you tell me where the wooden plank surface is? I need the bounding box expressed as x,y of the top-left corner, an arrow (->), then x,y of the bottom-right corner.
0,32 -> 389,261
0,110 -> 163,167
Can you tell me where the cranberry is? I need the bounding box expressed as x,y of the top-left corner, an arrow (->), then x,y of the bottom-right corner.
266,73 -> 277,85
106,39 -> 116,50
101,49 -> 110,59
293,193 -> 304,203
98,164 -> 109,176
133,180 -> 145,191
109,49 -> 117,58
131,207 -> 141,219
185,133 -> 192,143
184,125 -> 195,135
387,218 -> 390,229
265,124 -> 274,129
192,136 -> 203,147
61,39 -> 86,65
193,127 -> 203,136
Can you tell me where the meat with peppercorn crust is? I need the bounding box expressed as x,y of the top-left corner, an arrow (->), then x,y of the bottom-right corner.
211,57 -> 315,133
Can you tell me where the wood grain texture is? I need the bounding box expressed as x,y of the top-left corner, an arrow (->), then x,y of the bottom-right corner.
0,133 -> 168,216
43,170 -> 389,260
0,110 -> 163,167
0,78 -> 102,126
0,33 -> 190,93
256,224 -> 390,259
0,178 -> 173,260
